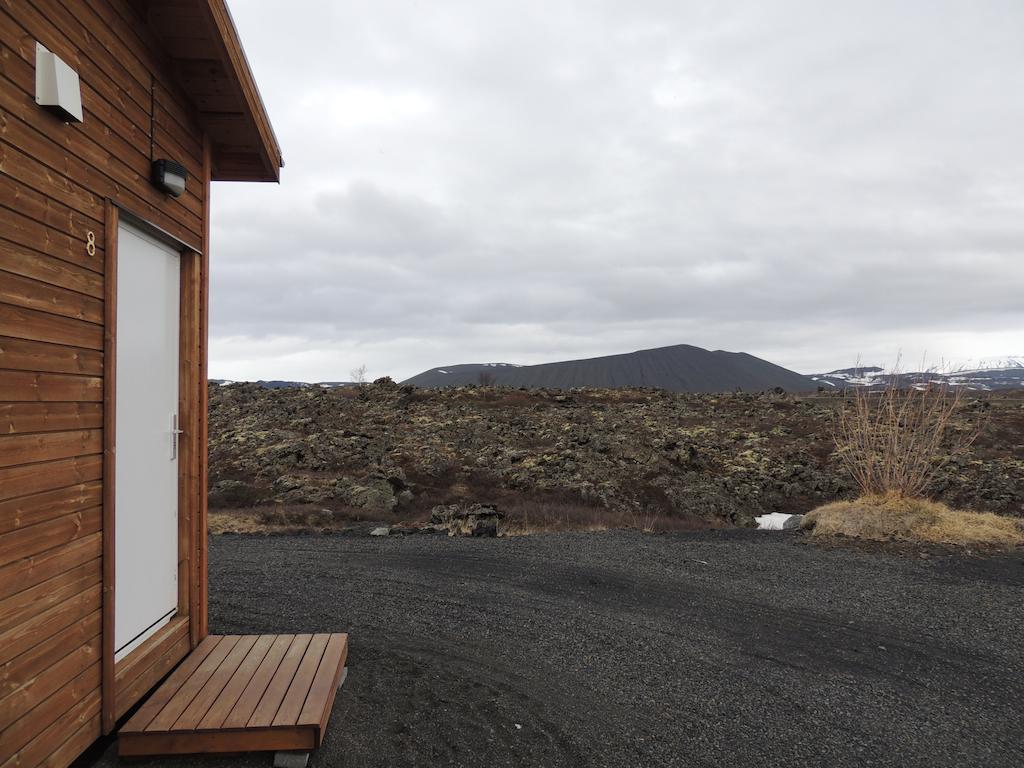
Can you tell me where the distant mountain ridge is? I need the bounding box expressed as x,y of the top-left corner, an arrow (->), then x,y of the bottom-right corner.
211,356 -> 1024,393
210,379 -> 354,389
810,359 -> 1024,391
402,344 -> 816,393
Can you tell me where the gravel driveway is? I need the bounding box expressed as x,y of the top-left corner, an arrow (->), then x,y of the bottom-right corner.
90,530 -> 1024,767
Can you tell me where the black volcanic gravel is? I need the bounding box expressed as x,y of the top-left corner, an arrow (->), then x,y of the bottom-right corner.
88,531 -> 1024,768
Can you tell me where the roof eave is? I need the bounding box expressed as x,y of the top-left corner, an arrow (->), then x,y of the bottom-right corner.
199,0 -> 282,182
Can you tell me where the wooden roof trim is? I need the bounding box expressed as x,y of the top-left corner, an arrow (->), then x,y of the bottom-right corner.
198,0 -> 283,182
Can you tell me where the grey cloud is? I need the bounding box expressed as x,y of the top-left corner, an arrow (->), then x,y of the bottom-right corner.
209,0 -> 1024,382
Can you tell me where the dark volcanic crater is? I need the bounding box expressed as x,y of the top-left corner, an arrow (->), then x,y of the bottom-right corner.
403,343 -> 816,392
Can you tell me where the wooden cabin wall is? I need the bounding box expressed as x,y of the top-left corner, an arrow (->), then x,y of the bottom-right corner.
1,2 -> 208,766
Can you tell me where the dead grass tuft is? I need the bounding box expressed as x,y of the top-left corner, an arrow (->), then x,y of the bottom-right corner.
209,504 -> 409,534
803,494 -> 1024,547
498,502 -> 623,535
498,501 -> 709,536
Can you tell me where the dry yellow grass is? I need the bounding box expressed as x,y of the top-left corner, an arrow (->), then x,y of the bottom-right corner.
208,504 -> 407,534
803,494 -> 1024,546
209,511 -> 280,534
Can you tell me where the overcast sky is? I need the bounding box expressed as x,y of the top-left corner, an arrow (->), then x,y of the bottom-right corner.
209,0 -> 1024,382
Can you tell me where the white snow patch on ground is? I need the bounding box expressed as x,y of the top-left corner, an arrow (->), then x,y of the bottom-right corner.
755,513 -> 802,530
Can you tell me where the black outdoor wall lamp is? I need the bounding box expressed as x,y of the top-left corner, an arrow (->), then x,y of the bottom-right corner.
151,159 -> 188,197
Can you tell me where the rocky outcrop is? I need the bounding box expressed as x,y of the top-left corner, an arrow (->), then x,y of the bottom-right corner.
208,382 -> 1024,526
430,504 -> 503,537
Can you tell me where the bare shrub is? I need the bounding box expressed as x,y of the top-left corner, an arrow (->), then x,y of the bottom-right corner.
478,370 -> 497,386
833,365 -> 982,498
350,364 -> 368,386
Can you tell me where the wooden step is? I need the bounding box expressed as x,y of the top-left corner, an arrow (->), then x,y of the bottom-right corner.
118,633 -> 348,757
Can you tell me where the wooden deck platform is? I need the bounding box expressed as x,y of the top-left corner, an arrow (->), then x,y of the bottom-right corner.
118,634 -> 348,757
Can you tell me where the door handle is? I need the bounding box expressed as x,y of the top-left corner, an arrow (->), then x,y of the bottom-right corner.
170,413 -> 184,460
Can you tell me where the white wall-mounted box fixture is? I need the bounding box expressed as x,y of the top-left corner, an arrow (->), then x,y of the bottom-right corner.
35,42 -> 83,123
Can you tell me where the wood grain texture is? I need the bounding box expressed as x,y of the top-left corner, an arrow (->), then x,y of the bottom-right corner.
0,0 -> 277,762
0,533 -> 101,601
0,200 -> 102,273
0,267 -> 103,323
0,370 -> 103,403
36,711 -> 102,768
196,633 -> 275,730
119,726 -> 316,757
0,87 -> 203,250
0,402 -> 103,434
173,634 -> 257,730
298,632 -> 349,741
2,3 -> 205,221
0,302 -> 103,350
0,455 -> 102,502
0,633 -> 100,726
0,480 -> 102,532
0,505 -> 102,567
100,198 -> 117,735
273,633 -> 328,727
114,616 -> 190,721
245,634 -> 312,728
0,430 -> 102,468
178,249 -> 196,624
0,687 -> 99,768
219,634 -> 293,729
121,635 -> 220,734
0,399 -> 100,436
0,610 -> 100,700
0,335 -> 103,376
0,138 -> 105,225
0,661 -> 99,761
118,635 -> 348,758
194,134 -> 212,642
0,241 -> 104,298
0,584 -> 100,667
0,172 -> 105,256
0,557 -> 101,634
144,636 -> 240,732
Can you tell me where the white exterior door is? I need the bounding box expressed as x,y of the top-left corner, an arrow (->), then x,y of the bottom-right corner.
114,220 -> 181,661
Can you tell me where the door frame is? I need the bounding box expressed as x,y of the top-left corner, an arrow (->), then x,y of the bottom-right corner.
101,201 -> 207,732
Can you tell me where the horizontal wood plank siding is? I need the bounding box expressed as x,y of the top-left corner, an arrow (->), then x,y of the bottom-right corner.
0,505 -> 103,567
0,452 -> 101,495
0,241 -> 104,299
0,1 -> 208,765
0,481 -> 102,534
0,303 -> 103,350
0,688 -> 100,768
113,616 -> 190,721
0,661 -> 100,761
0,336 -> 103,376
0,611 -> 101,700
0,402 -> 103,434
0,534 -> 101,602
0,267 -> 104,323
0,370 -> 103,402
0,557 -> 101,634
0,429 -> 102,468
